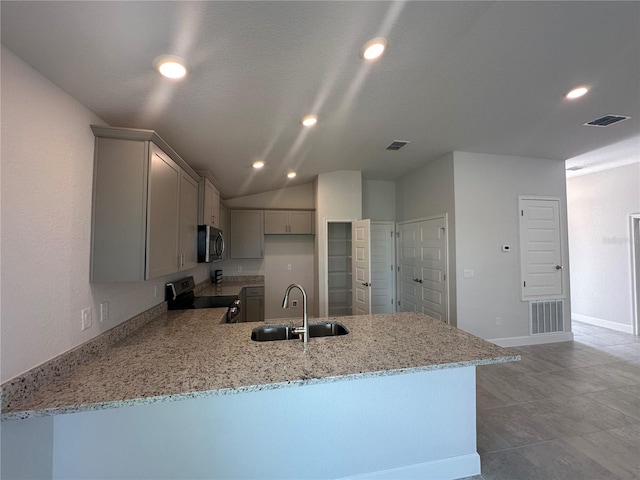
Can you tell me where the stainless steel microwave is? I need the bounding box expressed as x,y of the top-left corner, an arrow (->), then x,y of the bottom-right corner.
197,225 -> 224,262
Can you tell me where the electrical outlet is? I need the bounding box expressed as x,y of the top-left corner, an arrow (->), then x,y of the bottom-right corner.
237,265 -> 242,272
292,300 -> 298,307
496,316 -> 502,326
81,308 -> 92,331
100,301 -> 109,322
287,264 -> 292,271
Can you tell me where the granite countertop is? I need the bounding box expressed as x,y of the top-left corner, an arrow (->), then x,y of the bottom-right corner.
2,306 -> 519,421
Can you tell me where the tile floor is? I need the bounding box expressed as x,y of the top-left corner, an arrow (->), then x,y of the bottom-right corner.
473,321 -> 640,480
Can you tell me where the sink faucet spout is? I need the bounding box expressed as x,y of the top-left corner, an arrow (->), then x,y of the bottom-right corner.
282,284 -> 308,344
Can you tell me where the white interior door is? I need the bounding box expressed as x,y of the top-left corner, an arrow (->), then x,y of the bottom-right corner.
370,222 -> 395,314
398,217 -> 449,323
352,219 -> 371,315
519,197 -> 563,299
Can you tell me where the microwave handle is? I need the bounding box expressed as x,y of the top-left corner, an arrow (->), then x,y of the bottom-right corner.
216,232 -> 225,257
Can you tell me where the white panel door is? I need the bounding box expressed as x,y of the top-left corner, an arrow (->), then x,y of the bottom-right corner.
370,222 -> 395,314
398,217 -> 448,323
519,197 -> 563,298
398,223 -> 419,312
352,219 -> 371,315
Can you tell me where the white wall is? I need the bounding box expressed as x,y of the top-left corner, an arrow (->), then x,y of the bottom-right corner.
453,152 -> 571,340
395,153 -> 458,324
362,179 -> 395,221
567,163 -> 640,331
315,171 -> 362,317
0,46 -> 210,383
225,183 -> 314,209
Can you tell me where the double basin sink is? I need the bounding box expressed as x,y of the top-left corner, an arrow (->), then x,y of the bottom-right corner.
251,321 -> 349,342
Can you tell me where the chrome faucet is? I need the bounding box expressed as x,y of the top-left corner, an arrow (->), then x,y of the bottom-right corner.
282,284 -> 308,344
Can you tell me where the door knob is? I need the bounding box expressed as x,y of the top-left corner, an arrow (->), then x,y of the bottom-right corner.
555,265 -> 563,270
362,282 -> 371,287
413,278 -> 423,283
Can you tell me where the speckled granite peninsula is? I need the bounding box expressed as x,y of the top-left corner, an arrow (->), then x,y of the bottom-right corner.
2,301 -> 517,420
2,281 -> 519,479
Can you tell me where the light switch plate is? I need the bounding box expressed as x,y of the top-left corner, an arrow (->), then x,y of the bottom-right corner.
81,308 -> 92,331
100,301 -> 109,322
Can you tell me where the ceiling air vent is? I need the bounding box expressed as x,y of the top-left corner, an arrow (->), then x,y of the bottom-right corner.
385,140 -> 410,151
584,114 -> 631,127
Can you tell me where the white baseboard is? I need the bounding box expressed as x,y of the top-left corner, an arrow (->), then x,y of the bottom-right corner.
572,313 -> 635,334
341,453 -> 480,480
488,331 -> 574,347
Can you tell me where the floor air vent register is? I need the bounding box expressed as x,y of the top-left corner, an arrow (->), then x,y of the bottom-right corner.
530,299 -> 564,334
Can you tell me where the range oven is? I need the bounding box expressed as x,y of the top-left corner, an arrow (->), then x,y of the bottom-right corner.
166,276 -> 240,323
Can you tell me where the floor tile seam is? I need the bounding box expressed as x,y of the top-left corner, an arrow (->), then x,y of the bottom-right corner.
479,438 -> 561,455
584,395 -> 640,423
477,387 -> 640,414
527,360 -> 638,380
480,423 -> 639,456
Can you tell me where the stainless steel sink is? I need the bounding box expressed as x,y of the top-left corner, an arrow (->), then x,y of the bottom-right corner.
251,322 -> 349,342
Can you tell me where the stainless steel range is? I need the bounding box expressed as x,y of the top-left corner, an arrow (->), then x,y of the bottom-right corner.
166,276 -> 241,322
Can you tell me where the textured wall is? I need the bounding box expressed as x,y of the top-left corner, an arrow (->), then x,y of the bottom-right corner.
453,152 -> 571,341
0,47 -> 209,383
567,163 -> 640,330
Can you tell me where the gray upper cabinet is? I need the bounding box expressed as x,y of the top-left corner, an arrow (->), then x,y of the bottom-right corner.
264,210 -> 314,234
230,210 -> 264,258
146,145 -> 181,279
197,172 -> 220,228
178,170 -> 199,271
90,125 -> 200,282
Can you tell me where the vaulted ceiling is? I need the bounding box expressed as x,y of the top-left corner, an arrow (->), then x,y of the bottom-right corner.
2,1 -> 638,198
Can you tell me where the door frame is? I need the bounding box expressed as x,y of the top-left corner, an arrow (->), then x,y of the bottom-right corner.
518,195 -> 565,300
323,218 -> 358,318
630,214 -> 640,336
395,214 -> 450,323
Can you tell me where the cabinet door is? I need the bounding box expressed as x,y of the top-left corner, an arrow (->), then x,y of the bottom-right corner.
147,145 -> 180,279
288,211 -> 314,234
244,295 -> 264,322
211,185 -> 220,228
230,210 -> 264,258
179,172 -> 199,270
202,178 -> 214,227
264,210 -> 288,234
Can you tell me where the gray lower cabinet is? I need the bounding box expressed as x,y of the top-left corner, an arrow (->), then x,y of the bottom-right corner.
90,126 -> 200,282
243,286 -> 264,322
230,210 -> 264,258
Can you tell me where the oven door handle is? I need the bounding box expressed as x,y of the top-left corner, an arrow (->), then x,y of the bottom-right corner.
166,283 -> 177,301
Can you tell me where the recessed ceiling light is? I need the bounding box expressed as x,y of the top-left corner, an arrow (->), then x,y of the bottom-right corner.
287,172 -> 297,179
153,55 -> 188,79
565,86 -> 589,100
252,160 -> 265,169
360,37 -> 388,61
301,115 -> 317,127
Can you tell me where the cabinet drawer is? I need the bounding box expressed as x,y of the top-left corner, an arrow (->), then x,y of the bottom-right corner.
244,286 -> 264,297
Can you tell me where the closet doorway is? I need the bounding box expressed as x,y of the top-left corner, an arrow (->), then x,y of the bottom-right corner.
326,220 -> 396,316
